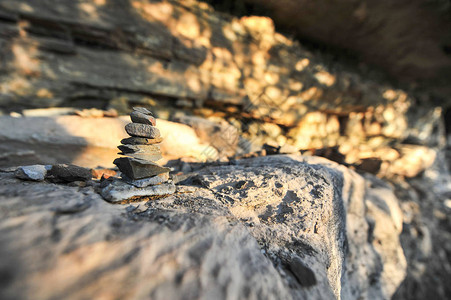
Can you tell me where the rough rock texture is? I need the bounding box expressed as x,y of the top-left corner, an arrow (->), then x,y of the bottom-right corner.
0,155 -> 406,299
125,123 -> 161,138
113,157 -> 170,179
237,0 -> 451,99
14,164 -> 49,181
101,180 -> 176,203
121,136 -> 163,145
46,164 -> 92,182
0,115 -> 215,168
130,110 -> 156,126
390,156 -> 451,299
0,0 -> 445,179
118,144 -> 161,154
123,172 -> 170,188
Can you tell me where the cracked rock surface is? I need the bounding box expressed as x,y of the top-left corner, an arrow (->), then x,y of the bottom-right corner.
0,155 -> 405,299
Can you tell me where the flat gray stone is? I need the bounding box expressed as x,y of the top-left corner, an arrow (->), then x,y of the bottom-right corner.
14,165 -> 49,181
117,144 -> 161,154
113,157 -> 170,179
101,180 -> 175,202
46,164 -> 92,182
123,172 -> 169,187
121,136 -> 163,145
132,107 -> 154,116
130,111 -> 156,126
118,144 -> 162,161
125,123 -> 161,138
119,153 -> 163,161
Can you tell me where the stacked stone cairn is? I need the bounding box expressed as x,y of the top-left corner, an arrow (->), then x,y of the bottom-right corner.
100,107 -> 175,203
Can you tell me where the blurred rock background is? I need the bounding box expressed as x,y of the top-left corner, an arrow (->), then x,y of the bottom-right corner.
0,0 -> 450,299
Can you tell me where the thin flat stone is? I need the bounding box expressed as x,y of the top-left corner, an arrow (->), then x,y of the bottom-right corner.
130,111 -> 156,126
121,136 -> 163,145
101,180 -> 175,203
15,165 -> 49,181
125,123 -> 160,138
122,172 -> 169,188
132,107 -> 154,116
117,144 -> 161,154
114,157 -> 170,179
119,153 -> 163,161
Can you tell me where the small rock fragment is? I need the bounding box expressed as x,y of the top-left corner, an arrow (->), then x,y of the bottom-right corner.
130,111 -> 156,126
125,123 -> 160,138
47,164 -> 92,182
100,175 -> 114,188
15,165 -> 48,181
132,107 -> 154,115
287,257 -> 317,287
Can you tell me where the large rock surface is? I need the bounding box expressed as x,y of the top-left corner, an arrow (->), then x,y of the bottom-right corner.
238,0 -> 451,99
0,0 -> 445,178
0,115 -> 216,168
0,155 -> 406,299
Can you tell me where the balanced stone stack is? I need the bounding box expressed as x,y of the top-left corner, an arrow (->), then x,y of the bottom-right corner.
101,107 -> 175,202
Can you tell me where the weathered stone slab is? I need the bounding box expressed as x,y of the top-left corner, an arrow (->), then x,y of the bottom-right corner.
101,180 -> 175,202
113,157 -> 170,179
119,153 -> 163,161
130,111 -> 156,126
117,144 -> 161,154
0,154 -> 407,300
120,136 -> 163,145
123,172 -> 169,188
125,123 -> 161,138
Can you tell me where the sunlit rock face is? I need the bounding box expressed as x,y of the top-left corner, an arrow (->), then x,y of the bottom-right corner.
215,0 -> 451,101
0,0 -> 445,179
0,154 -> 406,300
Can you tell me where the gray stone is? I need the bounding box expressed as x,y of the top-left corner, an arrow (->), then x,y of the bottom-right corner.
119,152 -> 163,161
123,172 -> 170,188
130,111 -> 156,126
113,157 -> 170,179
0,154 -> 406,299
14,165 -> 48,181
132,107 -> 154,116
101,180 -> 175,202
121,136 -> 163,145
125,123 -> 161,139
118,144 -> 162,161
46,164 -> 92,182
117,144 -> 161,154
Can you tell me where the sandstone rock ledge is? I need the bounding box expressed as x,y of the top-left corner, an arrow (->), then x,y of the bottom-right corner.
0,155 -> 405,300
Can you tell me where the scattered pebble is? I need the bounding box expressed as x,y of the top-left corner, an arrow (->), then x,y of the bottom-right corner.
15,165 -> 49,181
